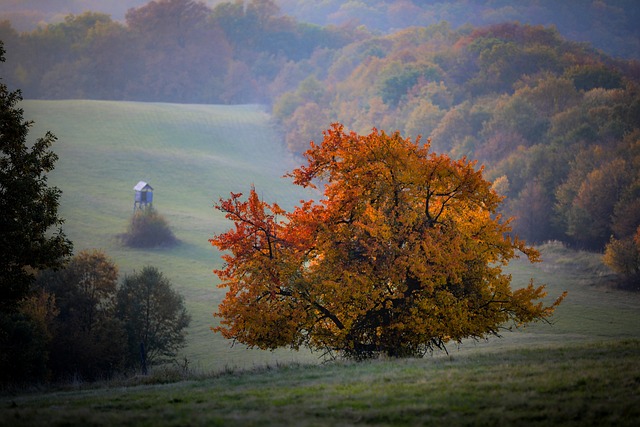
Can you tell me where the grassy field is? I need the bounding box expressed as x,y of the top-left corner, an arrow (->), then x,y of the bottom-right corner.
6,100 -> 639,425
2,340 -> 639,425
21,99 -> 316,370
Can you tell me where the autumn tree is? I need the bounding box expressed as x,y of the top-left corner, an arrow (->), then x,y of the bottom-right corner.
603,226 -> 640,289
211,124 -> 565,359
36,249 -> 126,381
125,0 -> 233,103
509,180 -> 556,244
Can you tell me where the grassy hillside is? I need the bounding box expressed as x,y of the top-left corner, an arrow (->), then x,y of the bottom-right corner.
8,99 -> 640,425
21,100 -> 316,371
2,340 -> 639,425
20,100 -> 640,373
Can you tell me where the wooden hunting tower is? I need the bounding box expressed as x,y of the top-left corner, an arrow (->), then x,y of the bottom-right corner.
133,181 -> 153,211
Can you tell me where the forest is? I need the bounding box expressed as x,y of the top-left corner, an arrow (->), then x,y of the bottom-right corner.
2,1 -> 640,59
0,0 -> 639,263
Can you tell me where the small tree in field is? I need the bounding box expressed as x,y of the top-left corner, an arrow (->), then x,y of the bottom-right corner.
117,266 -> 190,368
210,124 -> 566,359
603,226 -> 640,289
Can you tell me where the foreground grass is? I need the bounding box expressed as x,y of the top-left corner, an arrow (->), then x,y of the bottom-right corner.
2,340 -> 639,426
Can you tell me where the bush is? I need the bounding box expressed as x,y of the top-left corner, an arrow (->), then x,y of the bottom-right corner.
122,209 -> 177,248
603,227 -> 640,290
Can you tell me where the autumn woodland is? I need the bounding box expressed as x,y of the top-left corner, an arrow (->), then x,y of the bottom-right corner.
1,1 -> 639,255
1,0 -> 640,423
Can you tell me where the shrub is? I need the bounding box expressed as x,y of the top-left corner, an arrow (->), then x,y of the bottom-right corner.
603,227 -> 640,290
122,209 -> 177,248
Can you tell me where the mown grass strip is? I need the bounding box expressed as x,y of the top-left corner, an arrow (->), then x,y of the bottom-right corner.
2,340 -> 638,426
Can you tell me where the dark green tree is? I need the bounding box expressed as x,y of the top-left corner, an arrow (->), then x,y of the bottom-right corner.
117,266 -> 190,369
0,41 -> 72,313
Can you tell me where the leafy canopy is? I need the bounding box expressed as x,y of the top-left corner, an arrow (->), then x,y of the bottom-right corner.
0,41 -> 72,312
36,249 -> 125,381
210,124 -> 565,359
117,266 -> 191,367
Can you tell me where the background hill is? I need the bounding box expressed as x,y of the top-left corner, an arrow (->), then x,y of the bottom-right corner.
20,99 -> 640,372
2,1 -> 639,252
2,0 -> 639,59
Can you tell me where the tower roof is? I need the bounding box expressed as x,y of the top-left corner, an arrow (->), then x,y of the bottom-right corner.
134,181 -> 153,191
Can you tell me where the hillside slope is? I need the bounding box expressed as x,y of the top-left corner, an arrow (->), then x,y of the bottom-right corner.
20,100 -> 640,372
22,100 -> 315,371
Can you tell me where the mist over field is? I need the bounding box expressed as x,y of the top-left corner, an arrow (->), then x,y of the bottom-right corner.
1,2 -> 640,424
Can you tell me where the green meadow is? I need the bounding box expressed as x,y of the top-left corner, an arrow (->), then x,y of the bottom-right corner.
4,100 -> 639,425
21,99 -> 316,371
2,340 -> 639,426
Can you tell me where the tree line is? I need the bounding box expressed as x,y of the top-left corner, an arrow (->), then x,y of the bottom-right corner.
0,1 -> 638,260
4,1 -> 639,60
2,0 -> 639,103
277,0 -> 640,60
0,0 -> 354,104
9,253 -> 191,383
273,23 -> 640,286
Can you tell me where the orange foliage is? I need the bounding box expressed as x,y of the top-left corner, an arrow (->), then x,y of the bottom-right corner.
210,124 -> 565,359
